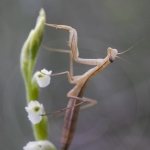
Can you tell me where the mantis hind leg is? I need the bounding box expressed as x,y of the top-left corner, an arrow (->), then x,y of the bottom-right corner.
42,96 -> 97,117
68,96 -> 97,110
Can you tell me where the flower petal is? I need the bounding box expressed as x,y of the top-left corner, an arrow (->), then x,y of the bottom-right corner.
35,69 -> 52,88
25,101 -> 44,124
23,140 -> 56,150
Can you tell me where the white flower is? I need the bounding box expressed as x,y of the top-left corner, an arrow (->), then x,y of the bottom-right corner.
23,140 -> 56,150
25,101 -> 44,124
23,141 -> 41,150
35,69 -> 52,88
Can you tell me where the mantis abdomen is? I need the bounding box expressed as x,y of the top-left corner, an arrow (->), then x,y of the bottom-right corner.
61,98 -> 81,150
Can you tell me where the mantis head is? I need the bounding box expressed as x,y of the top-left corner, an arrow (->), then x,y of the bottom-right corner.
107,39 -> 144,63
107,47 -> 118,63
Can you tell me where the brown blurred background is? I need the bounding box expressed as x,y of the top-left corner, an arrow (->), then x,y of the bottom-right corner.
1,0 -> 150,150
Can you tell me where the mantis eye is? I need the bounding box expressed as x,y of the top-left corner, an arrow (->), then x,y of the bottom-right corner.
107,47 -> 118,63
109,56 -> 114,63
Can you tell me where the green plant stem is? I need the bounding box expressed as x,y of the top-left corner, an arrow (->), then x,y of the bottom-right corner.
21,8 -> 48,141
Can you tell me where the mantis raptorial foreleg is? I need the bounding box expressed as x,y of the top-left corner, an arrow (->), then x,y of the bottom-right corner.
45,23 -> 104,66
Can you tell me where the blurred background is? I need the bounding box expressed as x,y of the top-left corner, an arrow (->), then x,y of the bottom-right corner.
1,0 -> 150,150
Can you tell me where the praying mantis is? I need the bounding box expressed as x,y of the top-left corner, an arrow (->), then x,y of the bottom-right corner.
44,23 -> 135,150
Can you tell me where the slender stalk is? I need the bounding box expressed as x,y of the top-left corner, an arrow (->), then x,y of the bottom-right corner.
20,8 -> 48,141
